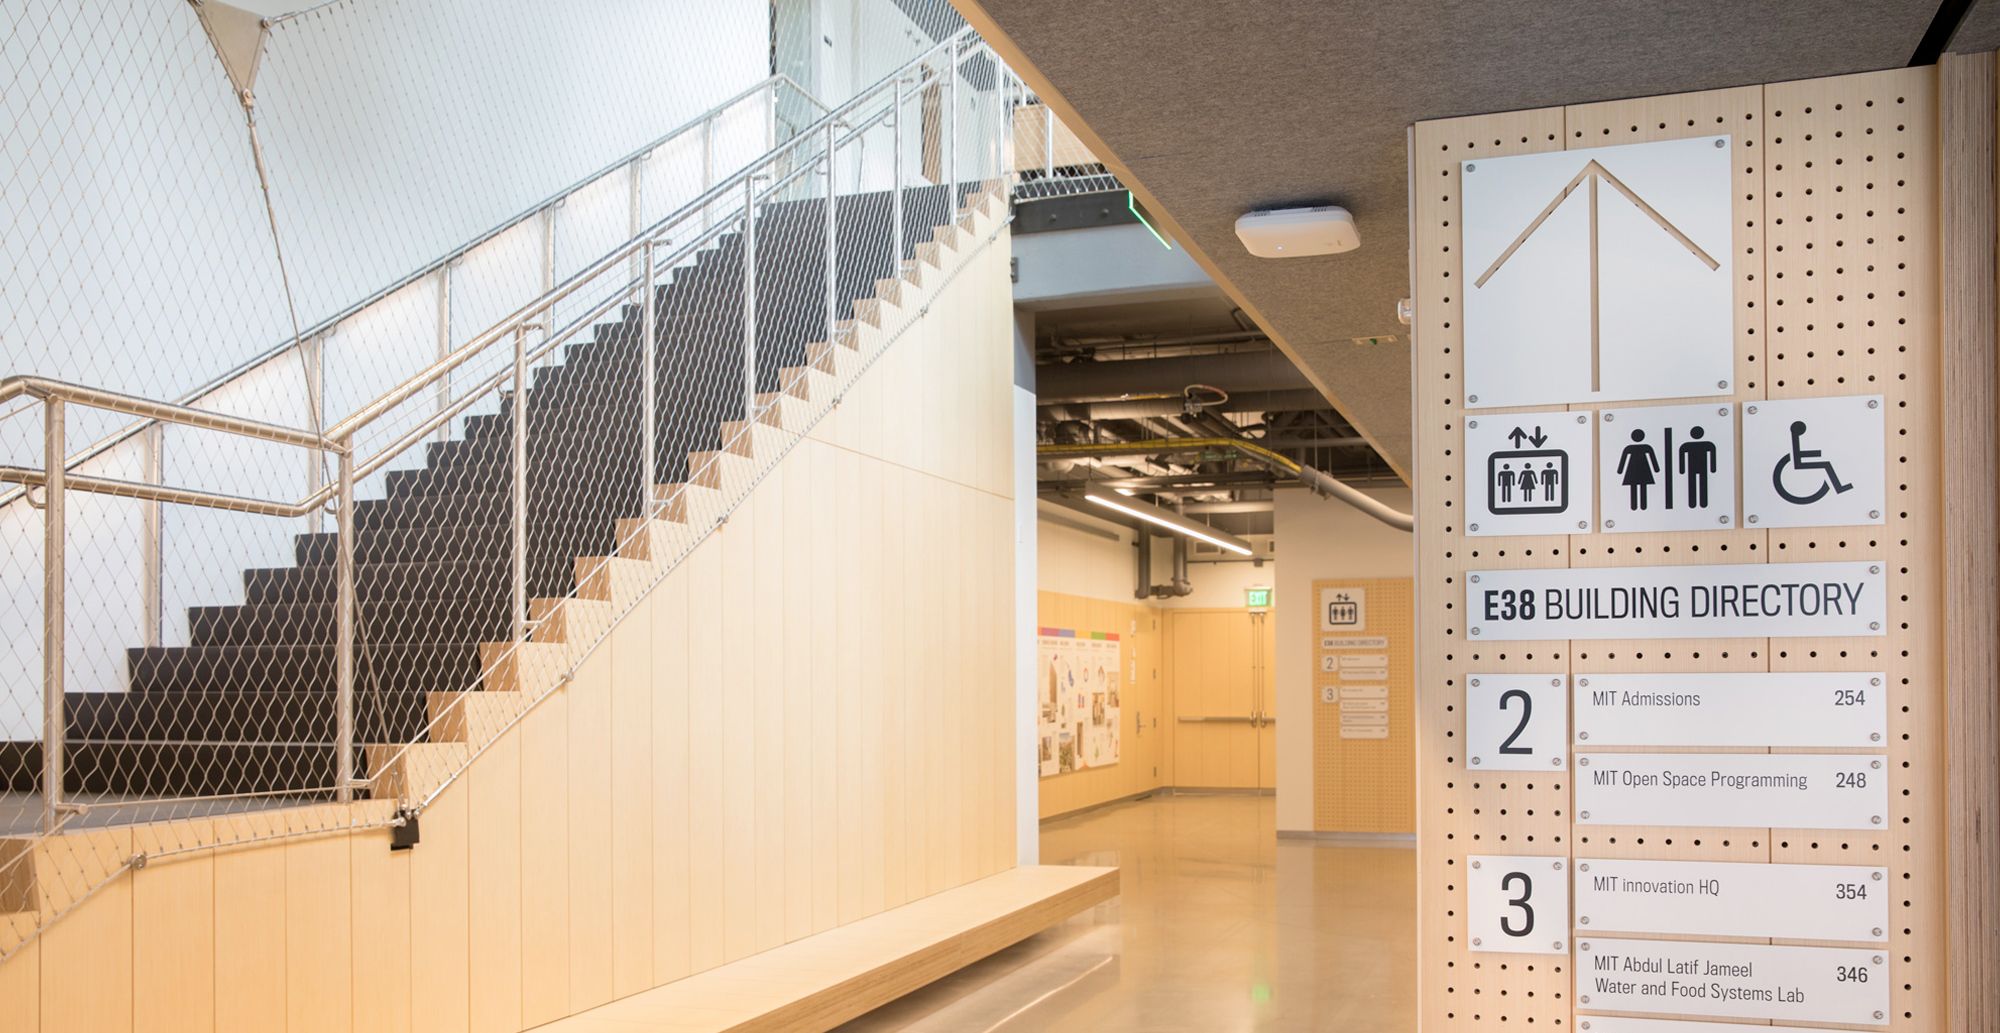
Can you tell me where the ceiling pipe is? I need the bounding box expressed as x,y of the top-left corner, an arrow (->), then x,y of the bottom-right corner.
1035,353 -> 1314,403
1039,388 -> 1331,421
1041,438 -> 1413,532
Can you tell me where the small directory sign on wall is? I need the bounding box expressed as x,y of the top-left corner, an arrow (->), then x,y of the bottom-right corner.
1466,674 -> 1567,770
1741,395 -> 1885,528
1597,403 -> 1736,532
1574,753 -> 1887,830
1460,136 -> 1736,409
1466,561 -> 1886,641
1576,1019 -> 1857,1033
1576,938 -> 1889,1026
1574,858 -> 1889,942
1465,413 -> 1595,535
1574,671 -> 1885,748
1467,855 -> 1569,954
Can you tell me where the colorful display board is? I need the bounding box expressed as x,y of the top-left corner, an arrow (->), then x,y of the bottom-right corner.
1037,628 -> 1120,777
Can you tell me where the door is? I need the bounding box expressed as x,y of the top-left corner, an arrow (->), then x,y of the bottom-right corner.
1168,607 -> 1277,789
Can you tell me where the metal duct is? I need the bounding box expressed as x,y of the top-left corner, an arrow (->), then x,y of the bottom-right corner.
1035,354 -> 1314,403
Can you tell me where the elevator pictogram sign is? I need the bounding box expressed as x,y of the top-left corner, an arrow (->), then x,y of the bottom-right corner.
1461,136 -> 1736,409
1465,413 -> 1594,537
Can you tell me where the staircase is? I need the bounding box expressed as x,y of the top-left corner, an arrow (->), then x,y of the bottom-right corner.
3,181 -> 997,800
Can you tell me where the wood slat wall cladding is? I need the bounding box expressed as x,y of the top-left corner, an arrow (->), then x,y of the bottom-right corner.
1312,577 -> 1415,833
1412,67 -> 1949,1030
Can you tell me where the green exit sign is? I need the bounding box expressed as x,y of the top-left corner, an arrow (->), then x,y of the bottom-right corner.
1245,587 -> 1272,609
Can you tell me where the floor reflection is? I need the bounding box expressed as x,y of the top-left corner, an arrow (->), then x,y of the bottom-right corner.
831,793 -> 1418,1032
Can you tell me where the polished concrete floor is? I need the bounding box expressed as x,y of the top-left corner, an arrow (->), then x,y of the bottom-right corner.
831,793 -> 1418,1032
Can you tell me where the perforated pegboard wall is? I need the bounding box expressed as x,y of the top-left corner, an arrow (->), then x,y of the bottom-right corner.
1411,66 -> 1946,1030
1311,577 -> 1415,833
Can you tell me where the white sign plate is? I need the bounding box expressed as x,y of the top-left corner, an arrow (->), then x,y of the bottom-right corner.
1462,136 -> 1735,409
1466,413 -> 1596,536
1574,671 -> 1886,748
1340,712 -> 1389,726
1467,674 -> 1568,771
1598,403 -> 1736,532
1575,858 -> 1889,942
1319,587 -> 1367,631
1319,684 -> 1337,704
1341,684 -> 1388,699
1467,561 -> 1886,641
1319,655 -> 1340,672
1322,636 -> 1388,650
1467,855 -> 1570,954
1341,726 -> 1389,739
1741,395 -> 1886,529
1340,654 -> 1389,668
1577,937 -> 1888,1026
1342,668 -> 1389,681
1575,1018 -> 1852,1033
1576,753 -> 1887,830
1341,699 -> 1389,713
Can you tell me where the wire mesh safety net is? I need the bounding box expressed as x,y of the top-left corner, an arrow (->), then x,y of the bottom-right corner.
0,0 -> 1016,961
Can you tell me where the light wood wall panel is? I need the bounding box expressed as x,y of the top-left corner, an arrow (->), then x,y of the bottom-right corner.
0,218 -> 1018,1033
1034,591 -> 1170,819
1412,68 -> 1950,1030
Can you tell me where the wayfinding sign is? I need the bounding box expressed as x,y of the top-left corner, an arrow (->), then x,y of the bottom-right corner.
1598,403 -> 1736,532
1575,858 -> 1889,942
1465,413 -> 1595,535
1466,674 -> 1567,770
1467,855 -> 1569,954
1573,671 -> 1885,748
1466,561 -> 1886,641
1461,136 -> 1735,409
1574,753 -> 1887,830
1576,938 -> 1889,1026
1741,395 -> 1886,528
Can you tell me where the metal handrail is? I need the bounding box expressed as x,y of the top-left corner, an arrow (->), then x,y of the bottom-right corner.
0,71 -> 829,508
0,376 -> 336,452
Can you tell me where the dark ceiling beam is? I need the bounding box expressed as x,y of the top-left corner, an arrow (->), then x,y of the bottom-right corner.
1035,353 -> 1314,403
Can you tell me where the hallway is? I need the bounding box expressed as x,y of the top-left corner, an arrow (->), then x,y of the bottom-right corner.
832,794 -> 1417,1032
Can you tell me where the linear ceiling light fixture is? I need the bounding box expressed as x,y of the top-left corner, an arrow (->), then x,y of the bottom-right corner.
1082,485 -> 1253,555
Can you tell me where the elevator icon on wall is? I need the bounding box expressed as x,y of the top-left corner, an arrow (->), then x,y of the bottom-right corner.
1465,414 -> 1595,537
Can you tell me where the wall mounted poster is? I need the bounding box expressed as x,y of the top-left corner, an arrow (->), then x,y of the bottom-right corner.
1038,628 -> 1121,777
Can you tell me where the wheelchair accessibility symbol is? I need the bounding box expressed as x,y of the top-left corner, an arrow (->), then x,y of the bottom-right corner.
1772,420 -> 1854,505
1742,395 -> 1884,529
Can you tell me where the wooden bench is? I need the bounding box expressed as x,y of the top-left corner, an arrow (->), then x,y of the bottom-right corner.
534,865 -> 1119,1033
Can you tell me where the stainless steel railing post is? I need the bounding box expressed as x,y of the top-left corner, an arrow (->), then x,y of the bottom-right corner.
641,240 -> 657,519
42,397 -> 65,833
742,177 -> 759,424
892,75 -> 905,279
141,422 -> 162,649
825,120 -> 838,354
1044,102 -> 1055,180
947,43 -> 959,202
334,440 -> 356,804
512,325 -> 529,646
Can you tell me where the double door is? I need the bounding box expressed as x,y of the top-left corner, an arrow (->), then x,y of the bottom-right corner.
1169,608 -> 1276,789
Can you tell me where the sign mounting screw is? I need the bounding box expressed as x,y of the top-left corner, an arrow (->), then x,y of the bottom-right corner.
1872,871 -> 1883,881
1471,937 -> 1483,946
1470,678 -> 1481,687
1718,515 -> 1730,524
1872,815 -> 1883,824
1870,510 -> 1881,519
1470,575 -> 1482,584
1872,732 -> 1882,741
1747,405 -> 1759,415
1468,420 -> 1479,429
1578,678 -> 1589,687
1471,627 -> 1482,636
1578,731 -> 1590,740
1874,927 -> 1884,937
1715,138 -> 1726,148
1872,678 -> 1882,686
1552,756 -> 1564,766
1469,523 -> 1480,532
1870,622 -> 1881,631
1468,395 -> 1480,404
1579,916 -> 1590,924
1471,860 -> 1482,869
1578,863 -> 1590,872
1578,758 -> 1590,767
1718,407 -> 1730,416
1579,810 -> 1591,819
1604,519 -> 1616,528
1718,380 -> 1729,389
1579,520 -> 1589,529
1870,565 -> 1881,574
1551,678 -> 1563,687
1472,756 -> 1483,765
1748,515 -> 1760,524
1868,399 -> 1879,409
1603,412 -> 1615,422
1466,164 -> 1477,172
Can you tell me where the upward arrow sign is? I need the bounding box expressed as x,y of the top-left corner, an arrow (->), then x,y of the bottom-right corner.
1473,158 -> 1722,393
